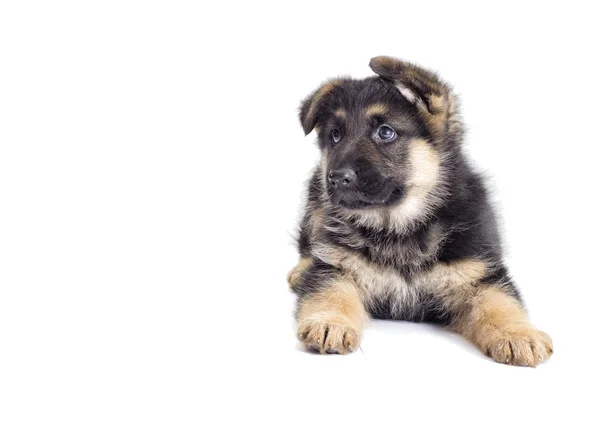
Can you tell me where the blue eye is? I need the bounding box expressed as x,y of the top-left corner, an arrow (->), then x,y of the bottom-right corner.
331,128 -> 341,143
377,125 -> 396,141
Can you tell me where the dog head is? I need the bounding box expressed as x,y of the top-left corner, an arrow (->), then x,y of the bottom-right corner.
299,57 -> 461,228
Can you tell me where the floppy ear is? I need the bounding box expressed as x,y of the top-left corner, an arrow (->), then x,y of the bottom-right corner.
299,80 -> 340,135
369,56 -> 453,114
369,56 -> 459,138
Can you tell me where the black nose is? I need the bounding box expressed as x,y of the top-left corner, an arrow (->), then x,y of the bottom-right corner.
328,168 -> 357,188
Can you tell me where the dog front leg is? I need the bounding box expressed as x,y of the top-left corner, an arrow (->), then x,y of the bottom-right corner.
295,264 -> 367,354
450,285 -> 553,367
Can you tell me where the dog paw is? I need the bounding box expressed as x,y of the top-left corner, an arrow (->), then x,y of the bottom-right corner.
483,327 -> 553,367
297,313 -> 360,354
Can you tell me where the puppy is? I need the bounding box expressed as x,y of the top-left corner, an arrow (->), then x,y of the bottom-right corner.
288,56 -> 553,366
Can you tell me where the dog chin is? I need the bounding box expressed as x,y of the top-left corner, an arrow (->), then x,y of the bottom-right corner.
332,187 -> 404,210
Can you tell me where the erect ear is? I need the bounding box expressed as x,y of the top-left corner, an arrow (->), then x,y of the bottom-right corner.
369,56 -> 453,116
299,79 -> 341,135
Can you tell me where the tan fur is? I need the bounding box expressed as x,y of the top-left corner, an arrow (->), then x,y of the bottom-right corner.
422,259 -> 487,298
388,138 -> 442,232
420,93 -> 458,139
420,259 -> 488,315
334,108 -> 347,119
365,103 -> 388,117
424,259 -> 487,288
297,277 -> 367,354
311,242 -> 411,303
287,257 -> 312,289
311,242 -> 487,318
452,287 -> 553,366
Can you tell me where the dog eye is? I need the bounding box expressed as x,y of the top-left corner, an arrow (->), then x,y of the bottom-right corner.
331,129 -> 341,143
377,125 -> 396,141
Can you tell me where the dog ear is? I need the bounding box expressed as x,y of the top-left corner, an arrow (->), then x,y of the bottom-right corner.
369,56 -> 452,115
299,80 -> 340,135
369,56 -> 459,139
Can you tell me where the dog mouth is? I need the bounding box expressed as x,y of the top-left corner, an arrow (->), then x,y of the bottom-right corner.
330,187 -> 404,210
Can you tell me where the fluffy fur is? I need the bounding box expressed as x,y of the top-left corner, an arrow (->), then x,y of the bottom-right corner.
289,56 -> 553,366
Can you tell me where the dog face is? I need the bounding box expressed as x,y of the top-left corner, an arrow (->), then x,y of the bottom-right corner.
300,57 -> 458,216
301,77 -> 428,209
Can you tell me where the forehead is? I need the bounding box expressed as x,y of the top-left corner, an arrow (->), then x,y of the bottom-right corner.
319,78 -> 426,137
326,77 -> 414,116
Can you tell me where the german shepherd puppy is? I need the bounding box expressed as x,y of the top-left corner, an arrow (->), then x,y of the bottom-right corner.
288,57 -> 553,366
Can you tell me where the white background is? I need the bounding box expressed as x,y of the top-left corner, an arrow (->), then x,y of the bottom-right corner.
1,1 -> 599,425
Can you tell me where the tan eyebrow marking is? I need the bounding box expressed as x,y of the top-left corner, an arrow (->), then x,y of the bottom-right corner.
334,109 -> 347,119
305,81 -> 341,125
365,103 -> 389,116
